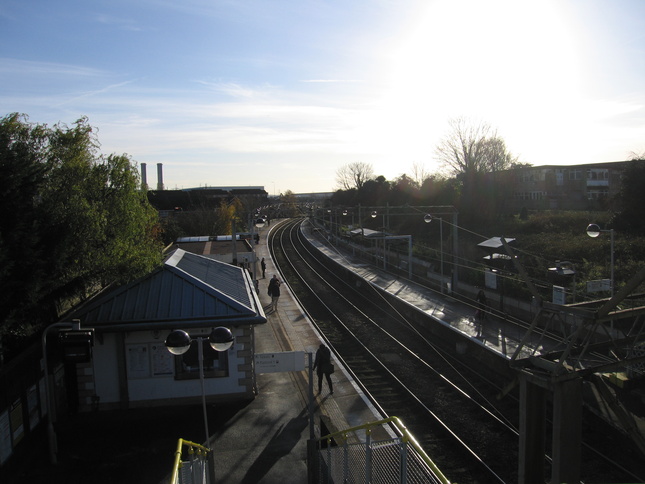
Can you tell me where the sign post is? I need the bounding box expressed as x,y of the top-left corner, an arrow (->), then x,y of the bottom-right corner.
254,351 -> 314,438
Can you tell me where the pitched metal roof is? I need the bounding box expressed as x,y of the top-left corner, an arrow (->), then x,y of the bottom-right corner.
349,228 -> 388,238
65,249 -> 266,328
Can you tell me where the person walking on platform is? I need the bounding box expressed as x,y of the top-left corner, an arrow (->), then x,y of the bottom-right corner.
267,274 -> 281,311
476,289 -> 488,322
313,343 -> 334,394
261,257 -> 266,278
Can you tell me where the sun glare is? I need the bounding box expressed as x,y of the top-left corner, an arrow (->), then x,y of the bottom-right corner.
361,0 -> 583,170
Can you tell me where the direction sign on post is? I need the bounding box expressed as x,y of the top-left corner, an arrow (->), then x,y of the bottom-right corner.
254,351 -> 305,374
586,279 -> 611,293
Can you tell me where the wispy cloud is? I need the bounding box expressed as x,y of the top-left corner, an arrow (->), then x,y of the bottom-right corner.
195,81 -> 261,99
53,80 -> 138,107
300,79 -> 363,84
0,58 -> 107,78
95,14 -> 145,32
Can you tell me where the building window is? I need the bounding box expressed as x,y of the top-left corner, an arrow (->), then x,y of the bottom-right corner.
173,339 -> 230,380
588,189 -> 609,200
587,169 -> 608,180
569,170 -> 582,180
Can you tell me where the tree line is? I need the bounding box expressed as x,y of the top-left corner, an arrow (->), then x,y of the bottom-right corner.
332,117 -> 645,234
0,113 -> 163,360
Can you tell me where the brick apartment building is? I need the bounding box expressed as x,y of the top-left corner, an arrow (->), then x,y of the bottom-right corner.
498,160 -> 635,213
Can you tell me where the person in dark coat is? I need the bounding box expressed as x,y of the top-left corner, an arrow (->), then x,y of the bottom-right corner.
476,289 -> 488,321
267,274 -> 281,311
261,258 -> 266,278
313,343 -> 333,394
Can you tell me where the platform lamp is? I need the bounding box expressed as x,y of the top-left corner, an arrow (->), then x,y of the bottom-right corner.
586,223 -> 615,296
251,216 -> 266,281
370,210 -> 386,269
424,214 -> 444,293
165,327 -> 234,448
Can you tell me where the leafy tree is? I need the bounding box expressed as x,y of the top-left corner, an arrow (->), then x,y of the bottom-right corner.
390,174 -> 419,205
279,190 -> 298,217
0,113 -> 163,346
357,176 -> 390,206
335,162 -> 374,191
418,175 -> 460,206
0,114 -> 51,338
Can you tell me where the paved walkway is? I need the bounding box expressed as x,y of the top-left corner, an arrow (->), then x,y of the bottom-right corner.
209,220 -> 387,483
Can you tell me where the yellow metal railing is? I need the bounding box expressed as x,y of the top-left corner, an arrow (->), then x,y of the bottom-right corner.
318,416 -> 451,484
170,438 -> 212,484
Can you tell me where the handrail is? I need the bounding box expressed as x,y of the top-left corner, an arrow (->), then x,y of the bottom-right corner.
170,438 -> 211,484
318,416 -> 451,484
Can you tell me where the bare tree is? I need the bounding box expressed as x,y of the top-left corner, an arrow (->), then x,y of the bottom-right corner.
410,162 -> 429,188
335,162 -> 374,190
628,151 -> 645,160
434,117 -> 516,178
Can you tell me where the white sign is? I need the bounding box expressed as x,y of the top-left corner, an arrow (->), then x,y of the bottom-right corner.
553,285 -> 566,305
254,351 -> 305,374
485,269 -> 497,290
587,279 -> 611,293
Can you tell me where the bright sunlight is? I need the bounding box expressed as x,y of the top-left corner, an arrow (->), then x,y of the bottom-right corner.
361,0 -> 584,174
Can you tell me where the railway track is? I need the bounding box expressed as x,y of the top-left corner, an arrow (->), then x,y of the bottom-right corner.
268,217 -> 645,484
269,218 -> 518,483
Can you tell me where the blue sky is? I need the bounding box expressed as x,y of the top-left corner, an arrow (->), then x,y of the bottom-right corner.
2,0 -> 644,194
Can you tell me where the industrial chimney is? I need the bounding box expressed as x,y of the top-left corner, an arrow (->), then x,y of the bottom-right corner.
157,163 -> 164,191
140,163 -> 148,190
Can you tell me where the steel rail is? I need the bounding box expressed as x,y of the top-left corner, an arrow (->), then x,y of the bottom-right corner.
270,218 -> 510,483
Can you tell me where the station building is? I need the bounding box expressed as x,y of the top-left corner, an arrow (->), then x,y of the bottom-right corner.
63,248 -> 266,411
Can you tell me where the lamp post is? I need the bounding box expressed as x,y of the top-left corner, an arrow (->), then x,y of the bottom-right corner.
424,214 -> 444,293
42,319 -> 94,464
165,327 -> 234,448
371,210 -> 388,270
586,223 -> 615,296
251,216 -> 266,282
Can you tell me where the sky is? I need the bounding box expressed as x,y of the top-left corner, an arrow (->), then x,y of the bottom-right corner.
2,0 -> 645,194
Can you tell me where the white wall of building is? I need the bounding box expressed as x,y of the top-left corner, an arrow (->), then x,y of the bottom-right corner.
92,328 -> 247,407
93,333 -> 123,405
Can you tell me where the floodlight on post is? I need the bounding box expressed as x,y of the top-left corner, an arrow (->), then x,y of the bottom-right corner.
165,327 -> 234,451
424,214 -> 444,294
586,223 -> 615,296
209,327 -> 235,351
165,329 -> 191,355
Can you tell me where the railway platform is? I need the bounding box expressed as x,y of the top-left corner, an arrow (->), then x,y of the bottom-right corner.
206,221 -> 390,483
204,216 -> 645,483
299,218 -> 645,444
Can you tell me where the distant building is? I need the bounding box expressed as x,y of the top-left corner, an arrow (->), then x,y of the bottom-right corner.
498,160 -> 637,213
146,186 -> 269,217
